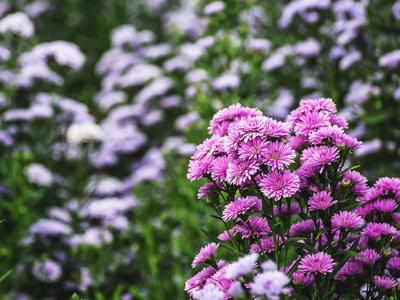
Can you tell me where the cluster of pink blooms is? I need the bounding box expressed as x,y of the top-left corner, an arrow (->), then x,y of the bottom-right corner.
186,98 -> 400,299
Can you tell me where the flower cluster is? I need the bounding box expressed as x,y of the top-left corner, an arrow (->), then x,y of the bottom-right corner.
186,98 -> 400,299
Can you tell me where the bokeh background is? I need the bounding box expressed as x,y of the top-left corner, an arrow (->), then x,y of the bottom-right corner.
0,0 -> 399,299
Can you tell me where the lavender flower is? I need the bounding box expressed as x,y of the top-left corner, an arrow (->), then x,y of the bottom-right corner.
0,12 -> 34,38
192,284 -> 224,300
26,163 -> 53,186
204,1 -> 226,15
250,270 -> 290,299
225,253 -> 258,279
32,260 -> 62,282
212,74 -> 241,91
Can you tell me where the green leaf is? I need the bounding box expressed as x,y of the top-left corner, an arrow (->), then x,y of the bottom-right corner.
287,258 -> 301,277
333,250 -> 366,259
289,241 -> 317,254
0,269 -> 12,283
69,294 -> 80,300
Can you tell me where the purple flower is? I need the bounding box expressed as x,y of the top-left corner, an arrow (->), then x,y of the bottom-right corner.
225,253 -> 258,279
250,236 -> 282,254
222,196 -> 261,222
217,229 -> 235,241
192,243 -> 219,268
292,272 -> 316,286
355,249 -> 381,265
374,199 -> 398,213
185,261 -> 226,295
373,275 -> 397,289
334,262 -> 363,281
379,50 -> 400,68
226,159 -> 259,186
187,156 -> 213,182
387,257 -> 400,273
362,222 -> 398,241
393,1 -> 400,20
29,219 -> 71,237
294,39 -> 321,57
260,170 -> 300,201
294,111 -> 331,136
0,12 -> 34,38
192,283 -> 224,300
237,137 -> 270,162
212,74 -> 240,91
273,203 -> 301,217
308,125 -> 345,145
263,141 -> 296,170
26,163 -> 53,186
289,219 -> 315,237
198,182 -> 221,200
32,260 -> 62,282
250,270 -> 290,299
341,171 -> 369,196
308,190 -> 337,211
306,146 -> 340,168
298,252 -> 335,275
234,216 -> 271,238
331,211 -> 364,230
204,1 -> 225,15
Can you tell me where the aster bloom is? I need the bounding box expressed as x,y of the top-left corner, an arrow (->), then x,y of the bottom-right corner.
187,156 -> 213,182
208,104 -> 262,136
289,219 -> 315,237
263,140 -> 296,170
26,163 -> 53,186
32,260 -> 62,282
250,270 -> 290,299
308,125 -> 345,145
355,249 -> 381,265
362,222 -> 398,241
292,272 -> 316,286
222,196 -> 262,222
308,190 -> 337,211
206,265 -> 234,295
210,155 -> 229,181
197,182 -> 221,200
373,177 -> 400,199
386,257 -> 400,273
331,211 -> 364,230
192,243 -> 220,268
234,216 -> 271,238
237,137 -> 270,161
341,170 -> 368,196
298,252 -> 335,275
185,261 -> 226,295
217,229 -> 235,241
373,275 -> 398,290
294,110 -> 331,136
374,199 -> 398,213
225,253 -> 258,279
334,262 -> 363,281
260,169 -> 300,200
250,236 -> 282,254
306,146 -> 339,168
192,283 -> 224,300
226,159 -> 259,186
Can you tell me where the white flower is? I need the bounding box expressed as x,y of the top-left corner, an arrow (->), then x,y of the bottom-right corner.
66,122 -> 103,143
0,12 -> 34,38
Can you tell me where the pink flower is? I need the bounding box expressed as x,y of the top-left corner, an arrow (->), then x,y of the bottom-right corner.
306,146 -> 339,168
222,196 -> 262,222
263,140 -> 296,170
298,252 -> 335,275
192,242 -> 220,268
260,170 -> 300,200
234,216 -> 271,238
226,159 -> 259,186
273,203 -> 301,217
308,190 -> 337,211
331,211 -> 364,230
250,236 -> 282,254
355,249 -> 381,265
294,111 -> 330,136
289,219 -> 315,237
373,275 -> 397,290
334,262 -> 363,281
362,222 -> 398,241
374,199 -> 398,213
237,137 -> 269,161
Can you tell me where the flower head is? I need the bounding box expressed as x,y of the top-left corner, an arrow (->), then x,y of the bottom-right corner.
355,249 -> 381,265
334,262 -> 363,281
308,190 -> 337,211
225,253 -> 258,279
298,252 -> 335,275
192,283 -> 225,300
262,140 -> 296,170
260,170 -> 300,200
373,275 -> 397,290
331,211 -> 364,230
192,243 -> 219,268
250,270 -> 290,299
222,196 -> 262,222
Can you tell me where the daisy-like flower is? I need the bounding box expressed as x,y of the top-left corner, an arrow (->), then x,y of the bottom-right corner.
292,272 -> 316,286
334,262 -> 363,281
298,252 -> 335,275
308,125 -> 344,145
197,182 -> 221,200
341,170 -> 369,196
374,177 -> 400,199
362,222 -> 398,241
222,196 -> 262,222
294,111 -> 331,136
210,155 -> 229,181
373,275 -> 397,290
289,219 -> 315,237
250,270 -> 290,299
234,216 -> 271,238
193,136 -> 222,160
331,211 -> 364,230
308,190 -> 337,211
226,159 -> 259,186
208,104 -> 262,136
225,253 -> 258,279
386,257 -> 400,273
217,229 -> 235,241
237,137 -> 269,161
188,156 -> 213,182
355,249 -> 381,265
354,202 -> 376,218
250,236 -> 282,254
236,116 -> 270,143
192,242 -> 220,268
307,146 -> 339,168
192,283 -> 224,300
260,170 -> 300,201
374,199 -> 398,213
263,140 -> 296,170
185,261 -> 226,295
